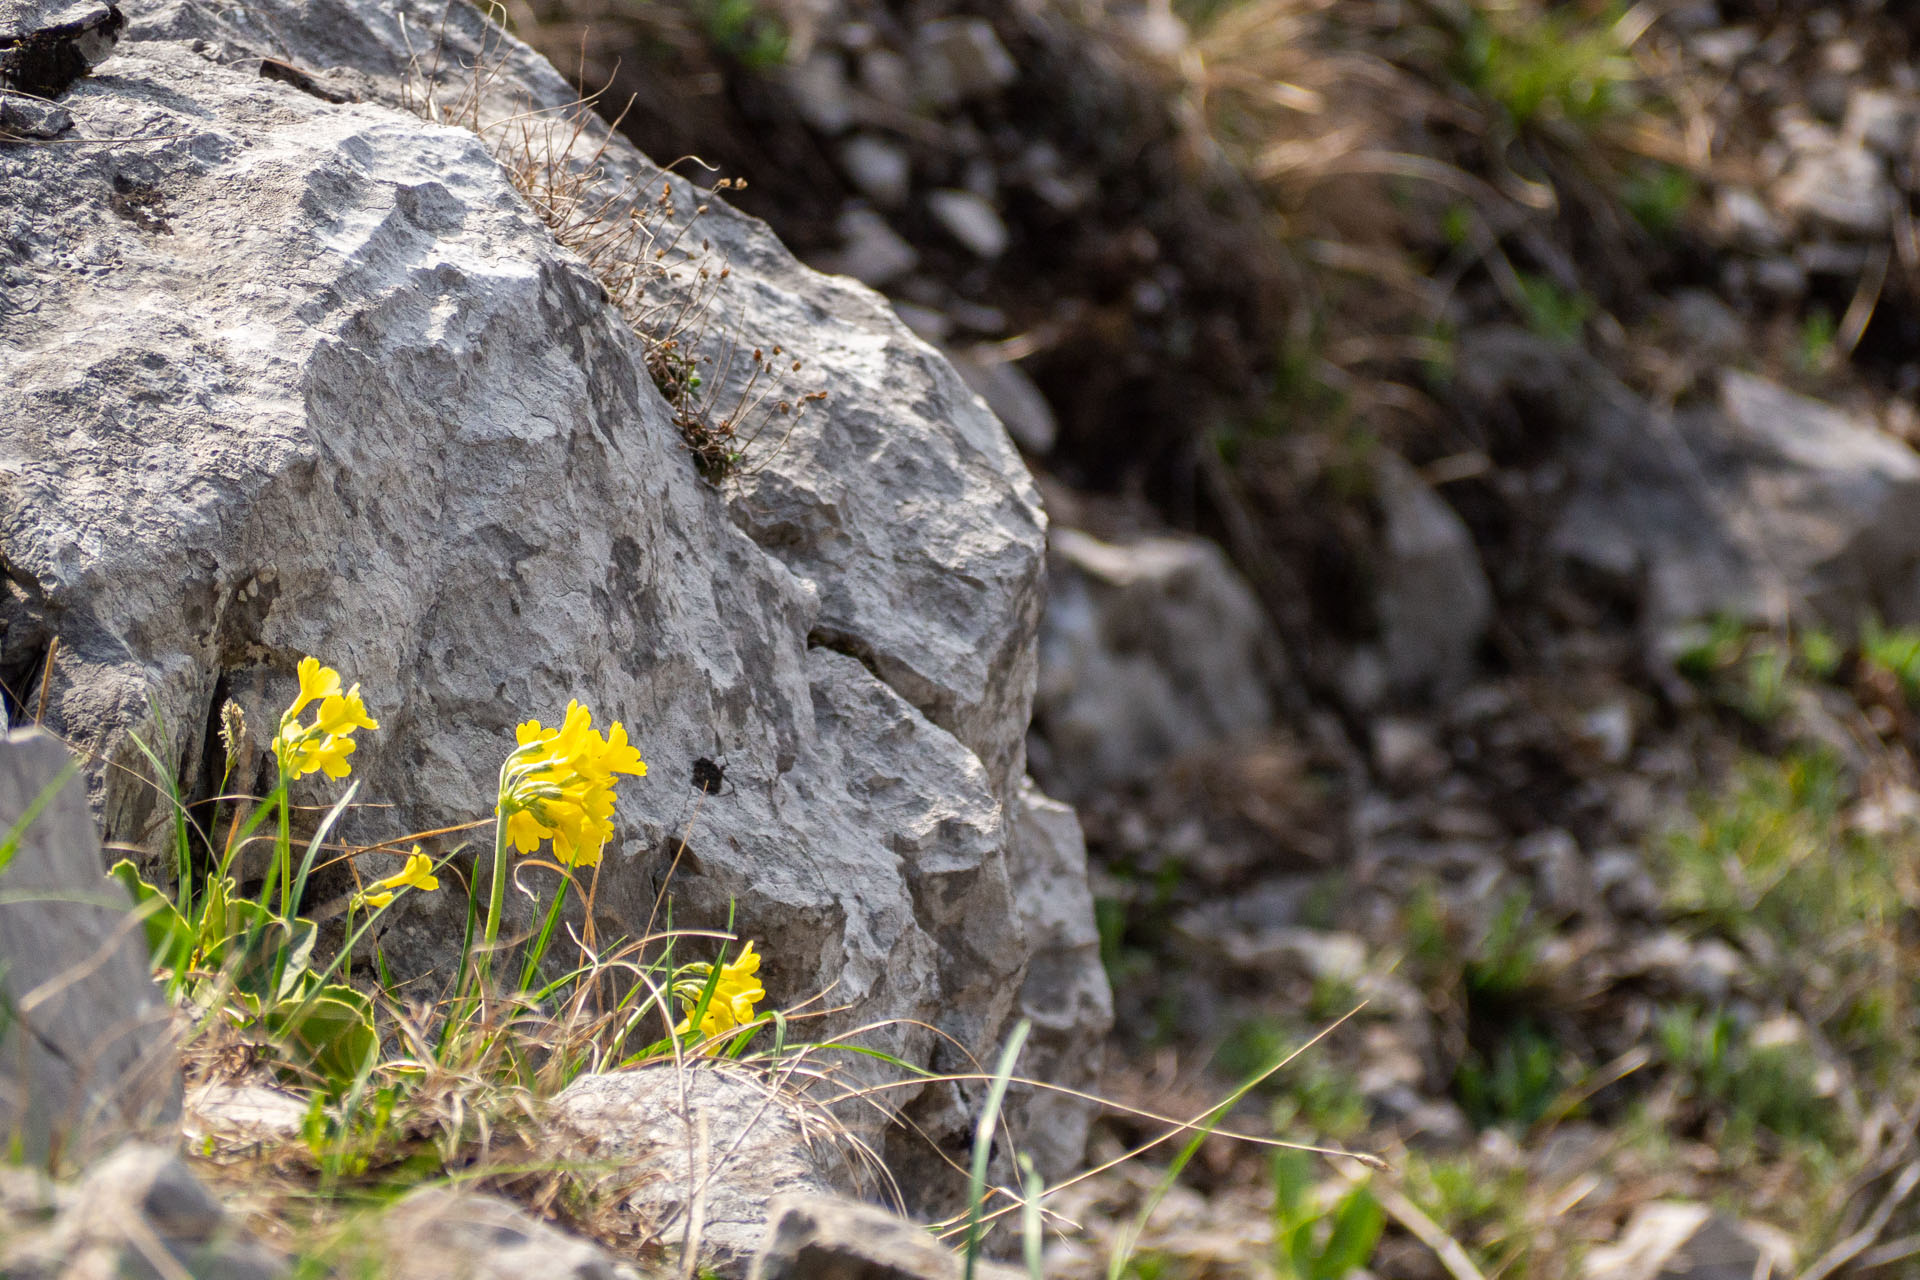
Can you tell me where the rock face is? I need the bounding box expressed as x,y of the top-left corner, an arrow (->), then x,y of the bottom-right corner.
0,0 -> 1105,1198
1004,783 -> 1111,1176
1456,327 -> 1920,637
0,729 -> 178,1168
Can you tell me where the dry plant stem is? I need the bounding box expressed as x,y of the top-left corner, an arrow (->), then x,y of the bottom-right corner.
930,1005 -> 1383,1241
406,46 -> 822,482
1798,1161 -> 1920,1280
643,791 -> 707,943
679,1101 -> 712,1280
33,634 -> 58,723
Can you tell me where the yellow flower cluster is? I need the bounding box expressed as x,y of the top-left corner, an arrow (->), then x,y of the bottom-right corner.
497,701 -> 647,868
271,657 -> 379,780
354,847 -> 439,911
675,942 -> 765,1040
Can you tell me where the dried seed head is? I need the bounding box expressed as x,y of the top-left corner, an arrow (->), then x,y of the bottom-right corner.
219,699 -> 250,762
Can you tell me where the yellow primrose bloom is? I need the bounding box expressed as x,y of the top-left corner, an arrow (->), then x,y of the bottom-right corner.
289,657 -> 341,716
675,942 -> 765,1040
496,700 -> 647,868
271,657 -> 378,781
352,848 -> 439,912
315,690 -> 379,737
384,849 -> 439,893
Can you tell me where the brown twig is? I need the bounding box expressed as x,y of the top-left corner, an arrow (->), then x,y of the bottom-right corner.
33,635 -> 58,724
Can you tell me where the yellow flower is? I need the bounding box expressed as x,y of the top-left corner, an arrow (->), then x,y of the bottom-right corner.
675,942 -> 765,1040
289,657 -> 341,715
352,847 -> 439,912
271,657 -> 378,781
386,849 -> 439,893
496,700 -> 647,868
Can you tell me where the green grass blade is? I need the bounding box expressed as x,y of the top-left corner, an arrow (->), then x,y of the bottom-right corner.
965,1017 -> 1031,1280
1018,1152 -> 1046,1280
0,760 -> 78,878
127,711 -> 203,921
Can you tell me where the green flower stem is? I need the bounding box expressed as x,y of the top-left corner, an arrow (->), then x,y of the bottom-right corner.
480,791 -> 511,990
277,780 -> 292,919
249,780 -> 291,919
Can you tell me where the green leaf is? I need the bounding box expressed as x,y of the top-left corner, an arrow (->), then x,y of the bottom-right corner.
107,859 -> 193,972
1271,1149 -> 1314,1232
1284,1218 -> 1316,1280
966,1019 -> 1031,1280
269,983 -> 376,1091
276,918 -> 318,1000
219,905 -> 292,1004
1315,1187 -> 1383,1280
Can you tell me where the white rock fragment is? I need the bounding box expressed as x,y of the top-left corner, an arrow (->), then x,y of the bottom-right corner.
926,188 -> 1009,258
837,133 -> 911,208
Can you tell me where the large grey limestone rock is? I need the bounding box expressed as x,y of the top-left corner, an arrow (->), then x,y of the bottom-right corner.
0,729 -> 178,1168
0,0 -> 1105,1196
1457,327 -> 1920,637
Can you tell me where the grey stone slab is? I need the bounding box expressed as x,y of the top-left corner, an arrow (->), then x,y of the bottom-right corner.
0,729 -> 178,1168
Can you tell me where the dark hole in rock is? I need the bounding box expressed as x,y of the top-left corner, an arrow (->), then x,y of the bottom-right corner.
0,2 -> 126,99
108,173 -> 172,234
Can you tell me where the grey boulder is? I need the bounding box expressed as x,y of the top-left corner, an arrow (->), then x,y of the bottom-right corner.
1583,1201 -> 1793,1280
546,1067 -> 847,1276
750,1193 -> 1023,1280
351,1187 -> 643,1280
0,1143 -> 284,1280
1373,451 -> 1492,697
1033,527 -> 1279,795
1456,327 -> 1920,637
0,729 -> 178,1169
